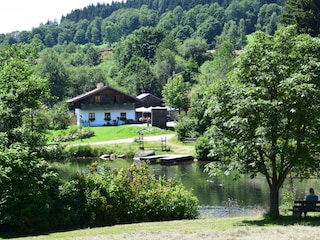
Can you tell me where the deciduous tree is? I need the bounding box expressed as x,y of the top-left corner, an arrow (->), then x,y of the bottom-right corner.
162,74 -> 191,113
36,49 -> 70,105
205,26 -> 320,217
0,43 -> 49,148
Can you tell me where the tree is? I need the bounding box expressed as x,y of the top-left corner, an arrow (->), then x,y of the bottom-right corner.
216,19 -> 247,50
192,18 -> 223,48
162,74 -> 191,113
0,43 -> 49,148
153,48 -> 176,91
281,0 -> 320,37
36,49 -> 70,105
118,56 -> 155,95
187,41 -> 236,135
205,26 -> 320,217
73,29 -> 86,44
210,41 -> 236,80
84,45 -> 101,66
178,37 -> 210,67
256,3 -> 282,34
49,102 -> 73,130
115,27 -> 167,68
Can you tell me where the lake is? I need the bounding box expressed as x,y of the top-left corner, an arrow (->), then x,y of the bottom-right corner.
55,158 -> 319,216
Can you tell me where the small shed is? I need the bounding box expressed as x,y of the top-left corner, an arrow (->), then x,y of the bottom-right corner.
151,107 -> 167,129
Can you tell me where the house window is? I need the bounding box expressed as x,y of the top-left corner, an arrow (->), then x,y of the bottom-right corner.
104,112 -> 111,121
120,112 -> 126,121
89,113 -> 95,121
95,95 -> 101,103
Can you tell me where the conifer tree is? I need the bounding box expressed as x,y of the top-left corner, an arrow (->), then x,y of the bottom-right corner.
281,0 -> 320,37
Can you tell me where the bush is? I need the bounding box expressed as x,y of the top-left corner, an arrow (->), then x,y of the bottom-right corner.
49,102 -> 73,130
0,146 -> 61,234
53,127 -> 94,142
58,162 -> 199,228
174,117 -> 199,141
195,136 -> 215,161
1,159 -> 199,235
39,144 -> 68,162
65,144 -> 138,159
67,145 -> 97,158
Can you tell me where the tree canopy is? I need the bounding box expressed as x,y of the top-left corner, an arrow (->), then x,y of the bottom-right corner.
0,0 -> 285,49
281,0 -> 320,37
162,74 -> 191,113
0,43 -> 49,149
205,26 -> 320,216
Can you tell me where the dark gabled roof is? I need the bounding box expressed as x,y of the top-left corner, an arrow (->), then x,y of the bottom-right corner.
66,85 -> 139,103
136,93 -> 162,101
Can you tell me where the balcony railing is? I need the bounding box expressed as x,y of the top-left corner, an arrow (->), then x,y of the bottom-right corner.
80,103 -> 135,110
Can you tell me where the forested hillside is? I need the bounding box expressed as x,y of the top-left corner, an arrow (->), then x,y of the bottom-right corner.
0,0 -> 287,103
0,0 -> 284,48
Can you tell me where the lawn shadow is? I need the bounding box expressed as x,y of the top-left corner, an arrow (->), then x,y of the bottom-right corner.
240,215 -> 320,227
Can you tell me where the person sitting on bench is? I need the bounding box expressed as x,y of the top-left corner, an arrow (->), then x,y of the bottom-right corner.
303,188 -> 318,216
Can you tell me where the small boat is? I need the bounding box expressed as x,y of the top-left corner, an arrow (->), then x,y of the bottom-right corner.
99,154 -> 110,160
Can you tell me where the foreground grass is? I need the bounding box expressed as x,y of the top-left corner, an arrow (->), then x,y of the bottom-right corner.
9,215 -> 320,240
6,216 -> 261,239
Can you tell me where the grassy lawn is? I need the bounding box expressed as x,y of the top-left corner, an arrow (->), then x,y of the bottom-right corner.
46,124 -> 174,145
10,215 -> 320,240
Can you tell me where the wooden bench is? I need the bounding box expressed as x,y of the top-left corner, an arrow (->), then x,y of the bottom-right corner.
182,137 -> 198,143
289,201 -> 320,217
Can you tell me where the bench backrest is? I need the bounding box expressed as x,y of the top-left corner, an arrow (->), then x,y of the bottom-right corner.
294,201 -> 320,204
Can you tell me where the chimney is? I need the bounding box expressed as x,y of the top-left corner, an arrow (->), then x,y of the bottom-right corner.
96,82 -> 104,89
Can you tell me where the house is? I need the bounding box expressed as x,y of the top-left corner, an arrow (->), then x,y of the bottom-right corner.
67,83 -> 140,126
135,93 -> 164,121
136,93 -> 163,108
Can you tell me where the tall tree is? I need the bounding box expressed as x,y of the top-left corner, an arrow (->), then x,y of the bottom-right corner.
36,49 -> 70,104
281,0 -> 320,37
118,56 -> 155,95
162,73 -> 191,113
256,3 -> 282,34
188,41 -> 236,135
205,26 -> 320,217
0,43 -> 49,148
115,27 -> 167,68
178,37 -> 210,67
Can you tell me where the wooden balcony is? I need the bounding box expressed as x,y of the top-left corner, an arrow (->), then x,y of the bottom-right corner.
80,102 -> 135,110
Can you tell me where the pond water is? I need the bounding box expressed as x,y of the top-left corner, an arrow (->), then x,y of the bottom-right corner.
54,159 -> 319,216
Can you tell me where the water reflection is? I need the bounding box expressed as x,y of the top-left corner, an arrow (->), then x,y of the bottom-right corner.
53,159 -> 319,211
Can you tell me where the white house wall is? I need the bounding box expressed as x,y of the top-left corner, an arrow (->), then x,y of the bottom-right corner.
75,108 -> 135,126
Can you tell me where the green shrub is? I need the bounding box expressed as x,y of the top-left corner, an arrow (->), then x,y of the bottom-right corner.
1,158 -> 199,235
195,136 -> 215,161
67,145 -> 97,158
65,144 -> 138,159
53,127 -> 94,142
39,144 -> 68,162
57,174 -> 90,229
127,163 -> 199,222
58,162 -> 199,229
174,117 -> 199,141
0,146 -> 61,234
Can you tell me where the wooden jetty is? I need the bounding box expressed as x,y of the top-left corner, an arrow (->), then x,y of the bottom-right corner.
140,154 -> 194,164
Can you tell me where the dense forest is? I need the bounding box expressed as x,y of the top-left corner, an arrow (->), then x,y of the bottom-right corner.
0,0 -> 286,101
1,0 -> 284,47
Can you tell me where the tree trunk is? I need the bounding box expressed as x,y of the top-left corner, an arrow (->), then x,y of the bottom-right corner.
269,185 -> 280,217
